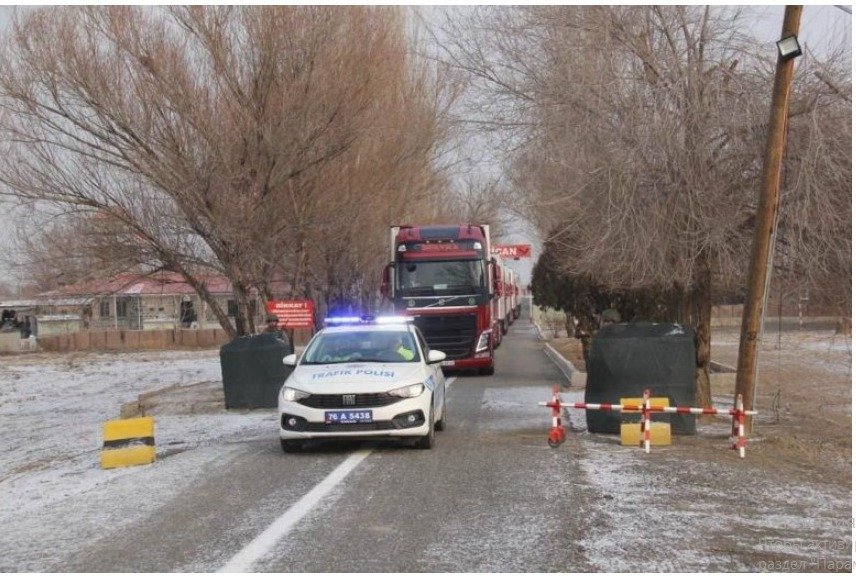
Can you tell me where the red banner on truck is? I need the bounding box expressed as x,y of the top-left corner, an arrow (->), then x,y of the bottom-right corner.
266,300 -> 315,329
491,244 -> 532,259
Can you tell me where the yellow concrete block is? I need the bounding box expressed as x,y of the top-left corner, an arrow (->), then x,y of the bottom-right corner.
103,417 -> 154,442
620,422 -> 672,446
620,396 -> 670,411
101,417 -> 156,469
101,445 -> 157,469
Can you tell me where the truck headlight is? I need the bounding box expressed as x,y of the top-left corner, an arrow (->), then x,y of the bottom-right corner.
388,383 -> 424,398
281,387 -> 310,402
475,329 -> 492,353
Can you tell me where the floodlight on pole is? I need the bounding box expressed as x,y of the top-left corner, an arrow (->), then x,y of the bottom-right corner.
776,35 -> 802,61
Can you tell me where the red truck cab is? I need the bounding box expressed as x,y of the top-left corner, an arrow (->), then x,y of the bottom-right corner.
381,224 -> 500,375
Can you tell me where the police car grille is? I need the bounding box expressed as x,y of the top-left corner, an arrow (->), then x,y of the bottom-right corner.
413,314 -> 477,360
298,394 -> 400,409
305,421 -> 397,432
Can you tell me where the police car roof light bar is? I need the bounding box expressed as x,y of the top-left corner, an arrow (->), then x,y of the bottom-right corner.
323,315 -> 414,326
323,316 -> 363,326
375,316 -> 414,324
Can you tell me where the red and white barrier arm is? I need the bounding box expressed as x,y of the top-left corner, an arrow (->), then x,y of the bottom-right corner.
539,388 -> 758,458
537,402 -> 758,417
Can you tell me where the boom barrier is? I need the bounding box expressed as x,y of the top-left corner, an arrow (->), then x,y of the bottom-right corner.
539,387 -> 758,458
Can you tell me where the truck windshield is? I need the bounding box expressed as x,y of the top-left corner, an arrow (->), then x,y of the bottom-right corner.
396,259 -> 485,296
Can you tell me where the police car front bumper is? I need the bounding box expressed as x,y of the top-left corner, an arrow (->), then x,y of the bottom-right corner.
278,394 -> 431,440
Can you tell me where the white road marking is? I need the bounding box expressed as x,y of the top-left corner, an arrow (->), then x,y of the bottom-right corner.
445,376 -> 457,391
219,449 -> 372,572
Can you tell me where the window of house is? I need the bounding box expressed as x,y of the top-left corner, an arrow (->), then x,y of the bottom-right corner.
116,300 -> 128,318
100,301 -> 110,317
227,300 -> 257,317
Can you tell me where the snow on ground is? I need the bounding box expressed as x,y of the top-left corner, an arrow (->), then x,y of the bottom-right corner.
0,332 -> 851,571
0,350 -> 276,570
563,390 -> 852,572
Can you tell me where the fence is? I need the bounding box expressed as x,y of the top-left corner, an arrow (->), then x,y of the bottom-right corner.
37,328 -> 232,352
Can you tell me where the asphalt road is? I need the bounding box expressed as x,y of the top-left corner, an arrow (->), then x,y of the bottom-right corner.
59,319 -> 605,572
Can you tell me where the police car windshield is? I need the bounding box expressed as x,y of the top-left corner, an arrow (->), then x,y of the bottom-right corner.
301,329 -> 419,364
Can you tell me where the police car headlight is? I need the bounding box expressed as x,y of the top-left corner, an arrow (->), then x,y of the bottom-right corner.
388,383 -> 424,398
281,387 -> 310,402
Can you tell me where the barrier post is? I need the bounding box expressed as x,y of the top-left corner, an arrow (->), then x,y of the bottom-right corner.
639,389 -> 651,454
547,385 -> 566,448
731,394 -> 747,459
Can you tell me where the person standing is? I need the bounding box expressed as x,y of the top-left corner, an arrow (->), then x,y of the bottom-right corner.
262,313 -> 281,334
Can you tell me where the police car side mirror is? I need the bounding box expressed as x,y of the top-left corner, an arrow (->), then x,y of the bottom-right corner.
426,350 -> 446,364
283,354 -> 297,366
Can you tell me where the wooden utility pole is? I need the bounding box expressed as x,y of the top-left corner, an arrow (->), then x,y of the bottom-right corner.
734,5 -> 803,433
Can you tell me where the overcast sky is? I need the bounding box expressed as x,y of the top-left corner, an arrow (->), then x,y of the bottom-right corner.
0,5 -> 851,290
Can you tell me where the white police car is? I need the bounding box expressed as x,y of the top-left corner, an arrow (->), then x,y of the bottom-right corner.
278,316 -> 447,452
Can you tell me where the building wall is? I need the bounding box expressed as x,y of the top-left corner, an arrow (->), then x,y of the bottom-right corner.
87,294 -> 259,331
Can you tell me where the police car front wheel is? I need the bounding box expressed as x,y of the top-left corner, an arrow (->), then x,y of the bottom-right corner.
434,393 -> 446,431
415,401 -> 435,450
281,439 -> 302,453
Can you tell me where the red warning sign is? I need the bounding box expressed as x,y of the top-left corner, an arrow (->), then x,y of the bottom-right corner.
266,300 -> 315,329
491,244 -> 532,259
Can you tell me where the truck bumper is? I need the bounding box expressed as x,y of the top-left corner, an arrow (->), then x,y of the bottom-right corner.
441,355 -> 493,370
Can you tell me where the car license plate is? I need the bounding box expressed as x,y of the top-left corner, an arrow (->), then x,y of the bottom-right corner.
441,360 -> 454,366
325,410 -> 373,424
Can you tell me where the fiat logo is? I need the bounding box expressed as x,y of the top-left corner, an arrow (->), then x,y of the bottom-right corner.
342,394 -> 356,406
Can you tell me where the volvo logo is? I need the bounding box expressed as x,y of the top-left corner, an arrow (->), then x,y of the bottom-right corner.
438,298 -> 446,305
342,394 -> 356,406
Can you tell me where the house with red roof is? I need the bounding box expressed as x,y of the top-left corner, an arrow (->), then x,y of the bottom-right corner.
3,272 -> 291,337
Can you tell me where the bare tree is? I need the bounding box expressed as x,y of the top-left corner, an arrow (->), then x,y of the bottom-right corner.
437,6 -> 851,406
0,6 -> 455,335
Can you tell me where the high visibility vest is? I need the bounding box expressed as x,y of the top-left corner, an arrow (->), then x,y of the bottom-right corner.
397,346 -> 415,361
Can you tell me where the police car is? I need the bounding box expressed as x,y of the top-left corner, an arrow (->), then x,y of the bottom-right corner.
278,316 -> 447,452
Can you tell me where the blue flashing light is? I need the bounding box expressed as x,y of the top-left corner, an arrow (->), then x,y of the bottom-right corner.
323,316 -> 363,326
323,315 -> 414,326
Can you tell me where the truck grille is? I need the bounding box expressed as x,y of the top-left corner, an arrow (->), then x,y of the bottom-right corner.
413,314 -> 477,360
298,394 -> 400,409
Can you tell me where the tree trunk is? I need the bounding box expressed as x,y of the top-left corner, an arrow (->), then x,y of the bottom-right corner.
564,313 -> 575,338
171,263 -> 237,339
232,281 -> 255,336
692,257 -> 713,408
574,313 -> 598,371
